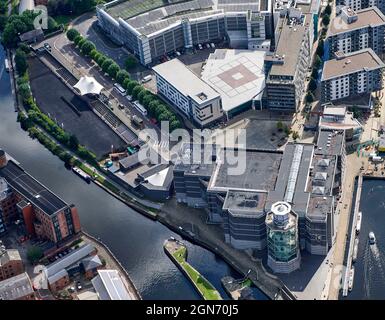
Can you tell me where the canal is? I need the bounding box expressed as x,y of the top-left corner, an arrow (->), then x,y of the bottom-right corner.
343,177 -> 385,300
0,46 -> 267,300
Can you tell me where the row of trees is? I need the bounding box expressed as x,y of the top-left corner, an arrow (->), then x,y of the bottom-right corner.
305,3 -> 332,104
66,28 -> 182,131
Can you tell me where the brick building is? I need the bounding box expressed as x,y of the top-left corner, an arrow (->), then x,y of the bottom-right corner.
0,249 -> 24,281
0,150 -> 81,244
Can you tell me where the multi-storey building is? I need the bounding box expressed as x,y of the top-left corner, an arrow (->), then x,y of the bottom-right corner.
153,59 -> 224,127
97,0 -> 276,66
173,130 -> 345,271
321,48 -> 385,104
0,150 -> 82,245
325,7 -> 385,59
0,249 -> 24,282
336,0 -> 385,15
265,9 -> 313,111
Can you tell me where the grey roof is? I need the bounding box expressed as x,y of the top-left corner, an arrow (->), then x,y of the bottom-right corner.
45,243 -> 95,279
266,143 -> 314,217
174,143 -> 217,177
19,28 -> 44,42
138,164 -> 174,191
269,18 -> 309,78
208,149 -> 282,193
82,255 -> 103,272
0,273 -> 34,300
0,160 -> 69,216
47,269 -> 68,284
222,190 -> 267,218
316,129 -> 345,156
321,49 -> 385,81
92,270 -> 132,300
119,153 -> 141,170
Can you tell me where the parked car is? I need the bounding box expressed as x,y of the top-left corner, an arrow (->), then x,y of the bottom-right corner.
210,43 -> 215,48
68,287 -> 75,293
197,44 -> 203,50
206,43 -> 210,49
176,51 -> 181,56
44,43 -> 51,51
76,281 -> 82,291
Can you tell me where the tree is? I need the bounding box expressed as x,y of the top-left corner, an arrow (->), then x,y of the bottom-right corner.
101,58 -> 113,73
322,14 -> 330,26
19,83 -> 32,100
77,37 -> 86,49
18,42 -> 31,54
80,40 -> 96,56
73,34 -> 83,46
308,78 -> 317,92
316,39 -> 324,57
1,11 -> 38,47
69,134 -> 79,150
90,49 -> 99,60
116,70 -> 130,84
276,121 -> 284,132
47,17 -> 59,32
314,55 -> 322,69
27,246 -> 43,264
292,131 -> 300,141
311,68 -> 319,80
125,56 -> 137,70
67,28 -> 80,41
107,63 -> 120,78
96,54 -> 107,67
324,4 -> 332,16
15,49 -> 28,75
132,85 -> 144,100
126,80 -> 139,95
306,91 -> 315,103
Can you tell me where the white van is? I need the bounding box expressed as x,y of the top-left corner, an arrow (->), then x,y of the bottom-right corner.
141,75 -> 152,83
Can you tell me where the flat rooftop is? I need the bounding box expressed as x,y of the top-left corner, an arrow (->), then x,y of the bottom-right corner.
316,129 -> 345,156
269,20 -> 308,77
201,49 -> 266,112
174,143 -> 217,177
0,160 -> 69,216
208,149 -> 282,192
153,58 -> 220,105
321,48 -> 385,81
222,190 -> 267,217
328,7 -> 385,36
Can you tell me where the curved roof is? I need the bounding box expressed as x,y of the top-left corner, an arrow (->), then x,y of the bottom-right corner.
74,76 -> 104,96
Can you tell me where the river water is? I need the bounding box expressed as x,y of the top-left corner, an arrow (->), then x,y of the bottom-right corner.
0,46 -> 267,300
343,178 -> 385,300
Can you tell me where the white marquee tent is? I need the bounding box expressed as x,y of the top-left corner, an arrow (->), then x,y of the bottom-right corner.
74,76 -> 104,96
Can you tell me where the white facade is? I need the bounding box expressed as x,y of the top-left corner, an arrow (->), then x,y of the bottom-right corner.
153,59 -> 223,127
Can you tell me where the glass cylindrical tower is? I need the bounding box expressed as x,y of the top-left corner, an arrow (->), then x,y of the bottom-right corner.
265,201 -> 301,273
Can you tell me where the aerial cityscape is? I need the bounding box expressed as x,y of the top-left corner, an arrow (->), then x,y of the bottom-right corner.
0,0 -> 385,305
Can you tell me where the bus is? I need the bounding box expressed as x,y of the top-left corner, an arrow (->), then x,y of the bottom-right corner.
133,101 -> 147,116
113,83 -> 127,96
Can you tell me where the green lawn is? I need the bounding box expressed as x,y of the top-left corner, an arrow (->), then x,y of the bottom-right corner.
173,247 -> 222,300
